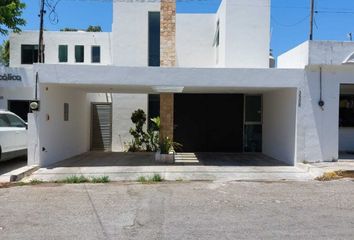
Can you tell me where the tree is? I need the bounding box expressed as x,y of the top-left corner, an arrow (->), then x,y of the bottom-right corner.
86,25 -> 102,32
60,27 -> 78,32
0,0 -> 26,36
0,40 -> 10,66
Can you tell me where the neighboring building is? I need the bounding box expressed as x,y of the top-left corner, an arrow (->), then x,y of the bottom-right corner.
0,0 -> 354,167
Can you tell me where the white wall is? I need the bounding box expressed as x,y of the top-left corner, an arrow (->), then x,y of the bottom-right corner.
10,31 -> 112,67
222,0 -> 270,68
111,94 -> 148,151
112,1 -> 160,66
309,41 -> 354,65
176,14 -> 216,67
277,41 -> 309,69
36,84 -> 89,166
278,41 -> 354,69
297,67 -> 342,162
263,89 -> 297,165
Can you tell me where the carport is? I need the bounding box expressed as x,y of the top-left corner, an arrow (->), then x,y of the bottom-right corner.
27,64 -> 302,168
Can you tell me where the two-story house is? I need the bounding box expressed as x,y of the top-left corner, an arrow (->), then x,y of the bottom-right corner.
1,0 -> 354,167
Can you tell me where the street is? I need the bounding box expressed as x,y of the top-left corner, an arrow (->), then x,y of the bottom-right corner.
0,180 -> 353,240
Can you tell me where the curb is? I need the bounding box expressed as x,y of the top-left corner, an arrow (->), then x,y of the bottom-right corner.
0,165 -> 39,183
296,163 -> 324,178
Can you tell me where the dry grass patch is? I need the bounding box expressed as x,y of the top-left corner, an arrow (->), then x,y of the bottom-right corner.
316,170 -> 354,181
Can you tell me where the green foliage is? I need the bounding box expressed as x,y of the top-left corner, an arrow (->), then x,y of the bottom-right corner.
137,174 -> 164,184
56,175 -> 110,184
0,40 -> 10,66
29,179 -> 44,185
60,27 -> 78,32
0,0 -> 26,36
86,25 -> 102,32
128,110 -> 160,152
128,109 -> 150,151
91,176 -> 110,183
59,175 -> 90,184
159,137 -> 182,154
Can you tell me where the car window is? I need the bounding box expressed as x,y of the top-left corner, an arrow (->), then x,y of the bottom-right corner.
6,114 -> 26,128
0,114 -> 11,127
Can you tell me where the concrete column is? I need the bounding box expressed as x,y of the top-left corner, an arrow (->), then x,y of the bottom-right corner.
160,0 -> 176,140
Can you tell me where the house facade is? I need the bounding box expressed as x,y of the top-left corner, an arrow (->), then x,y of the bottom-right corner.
0,0 -> 354,167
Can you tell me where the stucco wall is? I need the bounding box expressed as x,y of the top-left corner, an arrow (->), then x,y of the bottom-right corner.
223,0 -> 270,68
277,41 -> 309,69
309,41 -> 354,65
263,89 -> 297,165
176,14 -> 216,67
37,85 -> 89,166
9,31 -> 112,67
112,1 -> 160,66
111,94 -> 148,152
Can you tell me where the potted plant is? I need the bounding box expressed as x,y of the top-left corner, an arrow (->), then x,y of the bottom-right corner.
155,137 -> 181,164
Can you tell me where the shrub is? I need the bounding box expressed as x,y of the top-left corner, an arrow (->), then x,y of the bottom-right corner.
91,176 -> 110,183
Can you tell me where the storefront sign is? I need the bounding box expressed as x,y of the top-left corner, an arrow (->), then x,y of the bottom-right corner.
0,73 -> 22,81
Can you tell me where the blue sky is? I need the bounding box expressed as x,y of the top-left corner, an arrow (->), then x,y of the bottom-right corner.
2,0 -> 354,57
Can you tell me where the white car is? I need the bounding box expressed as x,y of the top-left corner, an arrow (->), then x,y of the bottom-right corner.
0,110 -> 27,162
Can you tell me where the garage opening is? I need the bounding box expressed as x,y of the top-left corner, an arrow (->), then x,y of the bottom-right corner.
8,100 -> 30,122
91,103 -> 112,151
174,94 -> 246,152
338,84 -> 354,159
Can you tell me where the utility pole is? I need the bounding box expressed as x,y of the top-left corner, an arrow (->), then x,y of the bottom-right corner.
38,0 -> 45,63
309,0 -> 315,41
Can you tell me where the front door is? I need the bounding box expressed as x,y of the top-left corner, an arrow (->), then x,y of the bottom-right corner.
174,94 -> 244,152
91,103 -> 112,151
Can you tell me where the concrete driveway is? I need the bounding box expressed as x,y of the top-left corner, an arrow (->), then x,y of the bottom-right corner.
28,152 -> 312,182
0,181 -> 353,240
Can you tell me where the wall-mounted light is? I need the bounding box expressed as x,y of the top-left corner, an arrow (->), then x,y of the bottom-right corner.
30,100 -> 40,111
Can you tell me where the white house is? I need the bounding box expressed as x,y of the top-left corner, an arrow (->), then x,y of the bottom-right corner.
0,0 -> 354,167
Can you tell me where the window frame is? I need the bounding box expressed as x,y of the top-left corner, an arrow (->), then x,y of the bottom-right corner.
58,45 -> 68,63
21,44 -> 39,65
75,45 -> 85,63
91,46 -> 101,63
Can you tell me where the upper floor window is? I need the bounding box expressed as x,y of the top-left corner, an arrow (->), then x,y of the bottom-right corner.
58,45 -> 68,63
75,45 -> 84,63
148,12 -> 160,67
91,46 -> 101,63
21,45 -> 39,64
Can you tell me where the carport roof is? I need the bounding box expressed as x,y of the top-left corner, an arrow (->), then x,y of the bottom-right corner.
34,64 -> 303,93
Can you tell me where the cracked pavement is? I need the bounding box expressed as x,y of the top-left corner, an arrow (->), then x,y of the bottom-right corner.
0,180 -> 354,240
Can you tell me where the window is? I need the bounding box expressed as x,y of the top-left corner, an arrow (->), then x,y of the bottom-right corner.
75,45 -> 84,63
58,45 -> 68,63
0,114 -> 26,128
0,114 -> 10,127
21,45 -> 39,64
148,12 -> 160,67
91,46 -> 101,63
64,103 -> 69,121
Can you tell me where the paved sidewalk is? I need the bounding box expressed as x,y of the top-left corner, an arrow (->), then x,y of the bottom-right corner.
27,152 -> 312,182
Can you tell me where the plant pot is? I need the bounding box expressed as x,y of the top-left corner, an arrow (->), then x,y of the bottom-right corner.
155,151 -> 175,164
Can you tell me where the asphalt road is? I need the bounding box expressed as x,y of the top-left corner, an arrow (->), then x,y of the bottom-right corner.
0,180 -> 353,240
